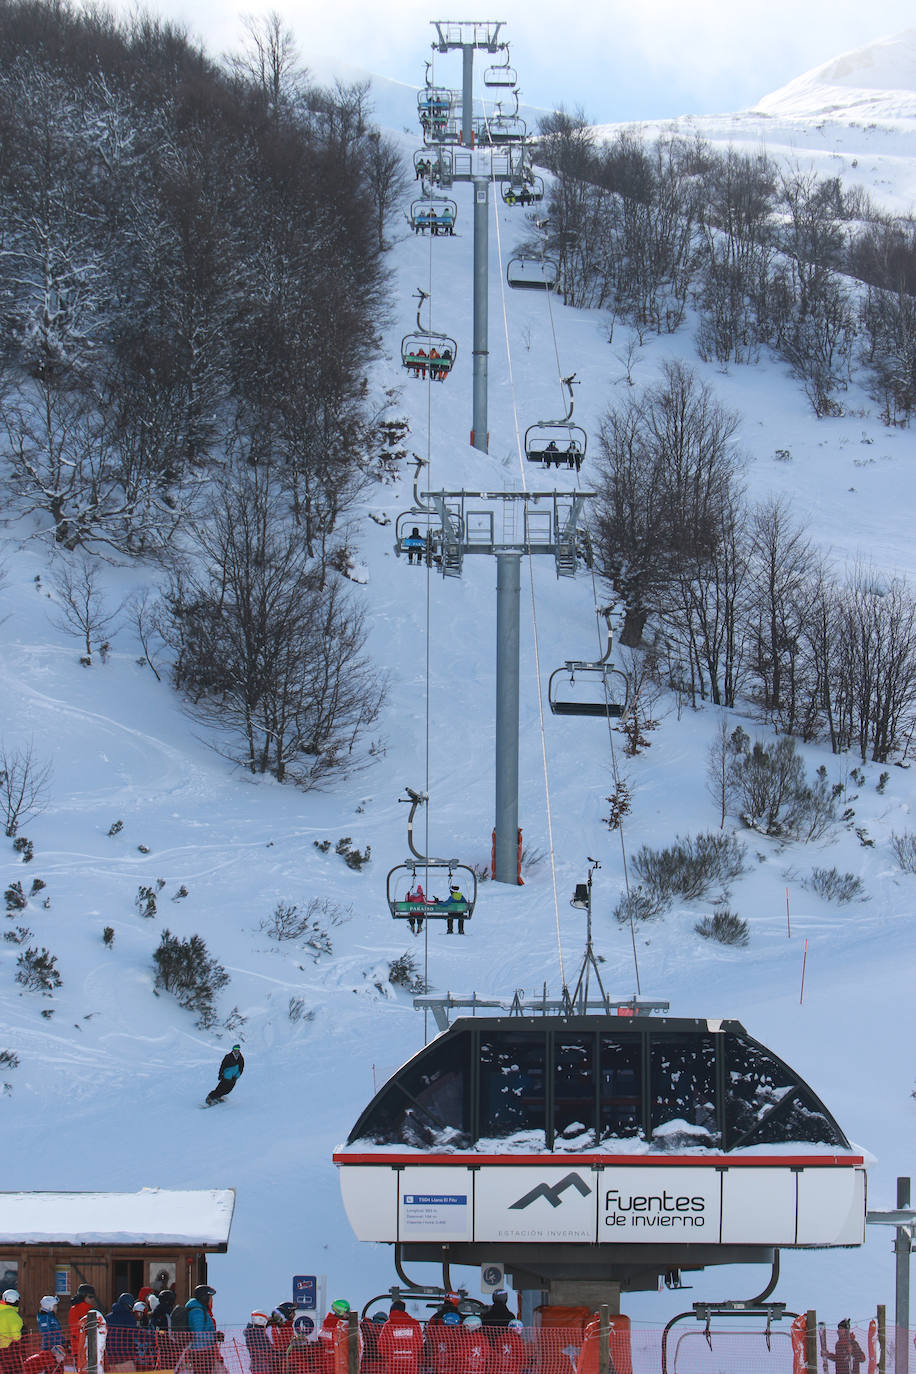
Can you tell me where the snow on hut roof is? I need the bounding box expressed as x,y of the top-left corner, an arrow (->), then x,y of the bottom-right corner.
0,1188 -> 236,1246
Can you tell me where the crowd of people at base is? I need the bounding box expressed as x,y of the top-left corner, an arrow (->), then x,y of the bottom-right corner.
0,1291 -> 880,1374
0,1282 -> 221,1374
284,1293 -> 528,1374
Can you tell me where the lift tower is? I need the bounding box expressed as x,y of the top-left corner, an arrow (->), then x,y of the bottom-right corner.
399,474 -> 593,882
431,21 -> 506,453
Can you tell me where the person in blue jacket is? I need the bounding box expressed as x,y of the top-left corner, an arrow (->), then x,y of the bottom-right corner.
106,1293 -> 138,1369
37,1297 -> 62,1351
206,1045 -> 244,1105
186,1285 -> 218,1374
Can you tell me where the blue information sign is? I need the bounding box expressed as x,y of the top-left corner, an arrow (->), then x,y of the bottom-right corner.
293,1275 -> 317,1310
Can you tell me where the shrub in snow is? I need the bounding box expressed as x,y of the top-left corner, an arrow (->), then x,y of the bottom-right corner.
16,946 -> 62,994
152,929 -> 229,1029
5,882 -> 27,913
13,836 -> 33,863
288,996 -> 314,1024
3,926 -> 32,945
29,878 -> 45,896
102,926 -> 115,947
136,885 -> 158,918
804,867 -> 865,904
260,897 -> 350,956
725,732 -> 838,841
108,820 -> 124,836
388,952 -> 427,993
0,1050 -> 20,1070
335,837 -> 370,870
632,833 -> 747,905
613,886 -> 664,926
695,910 -> 749,946
890,831 -> 916,874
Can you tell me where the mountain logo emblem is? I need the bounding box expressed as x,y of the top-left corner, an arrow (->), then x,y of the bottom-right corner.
509,1172 -> 591,1210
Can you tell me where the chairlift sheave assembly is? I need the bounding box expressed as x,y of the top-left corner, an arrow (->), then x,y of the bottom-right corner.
386,788 -> 477,933
525,373 -> 587,468
400,288 -> 457,382
548,609 -> 628,718
408,195 -> 457,236
506,254 -> 559,290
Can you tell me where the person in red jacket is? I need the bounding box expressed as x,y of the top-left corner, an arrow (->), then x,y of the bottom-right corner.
68,1287 -> 97,1359
425,1311 -> 460,1374
318,1302 -> 359,1374
454,1317 -> 489,1374
487,1321 -> 526,1374
24,1349 -> 65,1374
377,1303 -> 422,1374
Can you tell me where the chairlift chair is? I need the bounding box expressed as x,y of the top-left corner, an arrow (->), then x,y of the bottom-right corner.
502,175 -> 544,206
408,196 -> 457,236
548,611 -> 628,718
525,374 -> 587,468
386,788 -> 477,932
483,51 -> 517,88
506,254 -> 559,290
394,510 -> 445,567
401,288 -> 457,382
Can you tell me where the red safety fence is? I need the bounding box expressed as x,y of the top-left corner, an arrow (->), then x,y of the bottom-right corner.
11,1320 -> 910,1374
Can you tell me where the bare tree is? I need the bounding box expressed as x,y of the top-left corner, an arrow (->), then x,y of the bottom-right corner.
50,557 -> 120,663
227,11 -> 304,113
162,464 -> 385,786
592,361 -> 743,646
0,740 -> 52,836
364,130 -> 410,252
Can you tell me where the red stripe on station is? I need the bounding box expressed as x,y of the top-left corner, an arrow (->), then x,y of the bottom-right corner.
333,1152 -> 864,1167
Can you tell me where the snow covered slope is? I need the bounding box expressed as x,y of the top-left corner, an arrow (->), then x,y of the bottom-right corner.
1,41 -> 916,1333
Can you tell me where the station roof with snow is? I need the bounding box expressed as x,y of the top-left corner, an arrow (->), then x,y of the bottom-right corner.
0,1188 -> 236,1247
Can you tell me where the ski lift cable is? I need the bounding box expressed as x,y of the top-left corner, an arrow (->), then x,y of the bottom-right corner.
422,193 -> 436,1034
485,89 -> 566,990
481,79 -> 639,997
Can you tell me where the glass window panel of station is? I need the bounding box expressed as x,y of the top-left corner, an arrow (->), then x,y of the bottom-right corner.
554,1034 -> 597,1146
598,1034 -> 643,1141
650,1033 -> 720,1146
724,1034 -> 802,1146
355,1033 -> 470,1147
478,1031 -> 547,1144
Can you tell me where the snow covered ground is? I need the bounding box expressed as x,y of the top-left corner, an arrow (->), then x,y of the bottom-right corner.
1,28 -> 915,1332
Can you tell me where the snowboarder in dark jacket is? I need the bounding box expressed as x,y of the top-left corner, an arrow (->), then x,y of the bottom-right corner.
206,1045 -> 244,1105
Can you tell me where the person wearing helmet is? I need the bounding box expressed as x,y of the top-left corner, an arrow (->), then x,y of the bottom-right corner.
481,1292 -> 513,1331
377,1300 -> 422,1374
186,1285 -> 217,1374
454,1316 -> 488,1374
132,1301 -> 156,1371
0,1290 -> 22,1373
37,1298 -> 62,1351
319,1302 -> 359,1374
23,1345 -> 65,1374
426,1310 -> 460,1374
488,1321 -> 526,1374
245,1313 -> 273,1374
106,1293 -> 138,1372
69,1287 -> 101,1374
270,1303 -> 296,1359
206,1044 -> 245,1106
445,884 -> 466,936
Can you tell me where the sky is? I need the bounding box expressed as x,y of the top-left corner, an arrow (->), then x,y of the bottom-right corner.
97,0 -> 916,122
